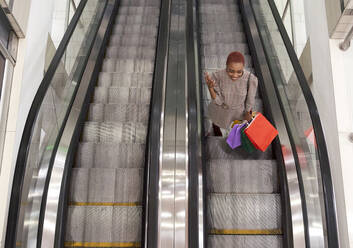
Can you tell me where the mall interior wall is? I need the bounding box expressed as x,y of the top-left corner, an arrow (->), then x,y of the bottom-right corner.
304,0 -> 352,246
0,0 -> 58,246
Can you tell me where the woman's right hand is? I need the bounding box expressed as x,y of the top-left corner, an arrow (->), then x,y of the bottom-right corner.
205,72 -> 215,89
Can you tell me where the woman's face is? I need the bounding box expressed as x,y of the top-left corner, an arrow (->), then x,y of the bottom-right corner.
226,62 -> 244,81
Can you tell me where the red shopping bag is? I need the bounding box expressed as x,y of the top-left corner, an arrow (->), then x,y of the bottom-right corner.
244,113 -> 278,152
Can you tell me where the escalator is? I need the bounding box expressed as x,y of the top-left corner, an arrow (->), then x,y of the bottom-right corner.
187,0 -> 339,247
5,0 -> 167,247
198,0 -> 282,246
64,0 -> 160,247
5,0 -> 339,247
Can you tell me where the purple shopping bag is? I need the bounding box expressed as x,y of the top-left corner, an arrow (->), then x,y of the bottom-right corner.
226,123 -> 246,149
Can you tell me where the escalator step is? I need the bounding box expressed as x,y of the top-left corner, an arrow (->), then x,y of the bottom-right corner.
105,48 -> 156,60
93,86 -> 151,104
120,0 -> 160,6
200,13 -> 242,24
76,142 -> 145,169
208,235 -> 283,248
108,34 -> 157,47
98,72 -> 153,88
65,206 -> 142,244
69,168 -> 144,203
118,6 -> 159,15
208,160 -> 278,193
199,4 -> 239,14
201,23 -> 244,33
200,32 -> 247,44
208,193 -> 281,230
202,43 -> 250,56
102,58 -> 154,73
206,137 -> 273,160
81,121 -> 147,143
113,24 -> 158,36
115,14 -> 159,25
88,103 -> 150,124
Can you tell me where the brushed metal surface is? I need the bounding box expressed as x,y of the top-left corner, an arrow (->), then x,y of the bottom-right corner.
158,0 -> 189,247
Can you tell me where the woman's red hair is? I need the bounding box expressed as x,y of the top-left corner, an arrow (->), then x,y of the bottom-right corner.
226,51 -> 245,65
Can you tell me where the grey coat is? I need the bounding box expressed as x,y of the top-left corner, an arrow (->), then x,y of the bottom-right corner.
208,69 -> 258,128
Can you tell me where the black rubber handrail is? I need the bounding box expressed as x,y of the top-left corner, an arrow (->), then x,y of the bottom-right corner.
5,1 -> 88,247
266,0 -> 339,246
143,0 -> 171,247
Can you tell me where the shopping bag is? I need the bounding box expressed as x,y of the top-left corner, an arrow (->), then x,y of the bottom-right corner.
244,113 -> 278,152
226,123 -> 246,149
241,125 -> 256,153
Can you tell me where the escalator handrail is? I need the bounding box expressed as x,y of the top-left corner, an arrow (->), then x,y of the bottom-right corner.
186,0 -> 206,247
5,1 -> 88,246
143,0 -> 172,247
266,0 -> 339,246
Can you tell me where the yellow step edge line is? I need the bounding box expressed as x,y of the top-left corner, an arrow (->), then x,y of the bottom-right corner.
68,202 -> 141,206
64,241 -> 141,247
209,229 -> 283,235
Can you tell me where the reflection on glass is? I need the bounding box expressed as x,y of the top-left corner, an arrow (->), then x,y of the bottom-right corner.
15,0 -> 107,247
252,0 -> 327,247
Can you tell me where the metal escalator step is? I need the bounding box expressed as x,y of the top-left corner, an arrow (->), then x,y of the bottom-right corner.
81,121 -> 147,143
76,142 -> 145,168
93,86 -> 151,104
201,23 -> 244,33
65,206 -> 142,244
108,34 -> 157,46
118,6 -> 159,16
88,103 -> 149,124
199,4 -> 239,14
115,14 -> 159,25
98,72 -> 153,88
202,43 -> 249,55
69,168 -> 144,203
113,24 -> 158,36
102,58 -> 154,73
120,0 -> 160,6
208,193 -> 281,230
201,32 -> 246,44
206,137 -> 273,160
106,46 -> 156,60
201,55 -> 252,70
200,14 -> 242,25
208,160 -> 278,193
208,235 -> 283,248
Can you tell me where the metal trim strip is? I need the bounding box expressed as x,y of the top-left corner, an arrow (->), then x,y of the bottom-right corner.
186,0 -> 205,248
143,0 -> 171,247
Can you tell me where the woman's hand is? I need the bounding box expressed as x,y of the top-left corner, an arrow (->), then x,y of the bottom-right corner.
244,111 -> 253,122
205,72 -> 215,89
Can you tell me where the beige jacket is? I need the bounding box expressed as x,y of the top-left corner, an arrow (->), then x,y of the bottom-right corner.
208,69 -> 258,128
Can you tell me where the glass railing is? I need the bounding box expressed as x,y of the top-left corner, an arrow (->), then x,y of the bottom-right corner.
250,0 -> 338,247
5,0 -> 107,247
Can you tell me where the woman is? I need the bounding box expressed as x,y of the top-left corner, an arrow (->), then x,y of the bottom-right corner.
205,51 -> 258,136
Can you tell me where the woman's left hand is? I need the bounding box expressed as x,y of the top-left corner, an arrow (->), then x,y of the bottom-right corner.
244,111 -> 252,122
